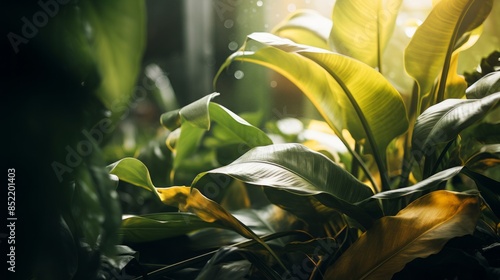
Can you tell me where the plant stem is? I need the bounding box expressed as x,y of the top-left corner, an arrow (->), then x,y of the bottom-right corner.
333,128 -> 379,193
430,139 -> 455,176
399,83 -> 419,188
351,142 -> 361,179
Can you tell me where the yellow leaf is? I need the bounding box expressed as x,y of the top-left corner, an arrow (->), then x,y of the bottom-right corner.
325,190 -> 480,279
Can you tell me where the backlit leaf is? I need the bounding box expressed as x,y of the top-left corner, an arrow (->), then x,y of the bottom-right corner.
330,0 -> 402,68
273,9 -> 332,49
216,33 -> 408,168
404,0 -> 493,99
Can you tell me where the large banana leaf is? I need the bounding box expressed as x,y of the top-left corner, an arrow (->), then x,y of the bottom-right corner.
330,0 -> 402,69
272,10 -> 332,49
324,190 -> 480,279
412,92 -> 500,161
216,33 -> 408,175
193,143 -> 380,228
404,0 -> 492,100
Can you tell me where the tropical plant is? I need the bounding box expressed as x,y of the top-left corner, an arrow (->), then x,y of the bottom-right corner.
110,0 -> 500,279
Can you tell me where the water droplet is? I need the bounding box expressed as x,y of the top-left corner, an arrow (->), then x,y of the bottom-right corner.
224,19 -> 234,29
228,41 -> 239,51
287,4 -> 296,12
234,70 -> 244,79
270,81 -> 277,88
257,0 -> 263,7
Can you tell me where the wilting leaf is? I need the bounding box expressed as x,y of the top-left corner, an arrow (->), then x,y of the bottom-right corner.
325,190 -> 480,279
412,92 -> 500,161
330,0 -> 402,68
216,33 -> 408,165
188,205 -> 299,250
466,71 -> 500,99
193,143 -> 379,228
120,213 -> 222,243
405,0 -> 493,98
273,10 -> 332,49
109,158 -> 286,268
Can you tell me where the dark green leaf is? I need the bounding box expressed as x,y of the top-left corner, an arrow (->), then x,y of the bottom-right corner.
466,71 -> 500,99
193,143 -> 379,228
120,213 -> 222,243
412,92 -> 500,161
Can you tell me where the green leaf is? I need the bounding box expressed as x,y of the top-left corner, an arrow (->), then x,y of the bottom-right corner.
81,0 -> 146,111
193,143 -> 379,228
272,10 -> 332,49
330,0 -> 403,69
108,157 -> 158,194
216,33 -> 408,182
462,167 -> 500,219
325,190 -> 480,279
412,92 -> 500,161
161,93 -> 220,131
120,213 -> 222,243
466,71 -> 500,99
362,166 -> 463,200
404,0 -> 493,100
208,103 -> 273,148
109,158 -> 286,269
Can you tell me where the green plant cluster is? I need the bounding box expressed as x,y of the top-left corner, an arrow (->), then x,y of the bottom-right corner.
108,0 -> 500,279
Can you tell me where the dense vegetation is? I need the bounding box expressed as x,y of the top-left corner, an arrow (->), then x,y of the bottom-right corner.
4,0 -> 499,279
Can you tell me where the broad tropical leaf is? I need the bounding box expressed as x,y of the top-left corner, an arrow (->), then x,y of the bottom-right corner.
362,166 -> 463,200
330,0 -> 403,68
120,213 -> 222,243
466,71 -> 500,99
193,143 -> 379,228
216,33 -> 408,168
412,92 -> 500,161
325,190 -> 480,279
272,10 -> 332,49
404,0 -> 493,100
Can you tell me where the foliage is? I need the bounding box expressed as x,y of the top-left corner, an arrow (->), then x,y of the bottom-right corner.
108,1 -> 500,279
4,0 -> 145,279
